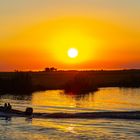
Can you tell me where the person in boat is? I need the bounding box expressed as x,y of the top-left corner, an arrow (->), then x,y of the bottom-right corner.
7,103 -> 12,111
4,103 -> 8,109
4,103 -> 12,111
25,107 -> 33,116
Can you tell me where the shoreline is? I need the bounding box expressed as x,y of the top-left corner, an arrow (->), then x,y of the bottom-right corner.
0,70 -> 140,94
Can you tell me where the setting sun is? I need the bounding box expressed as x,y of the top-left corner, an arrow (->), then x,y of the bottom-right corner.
68,48 -> 78,58
0,1 -> 140,139
0,0 -> 140,70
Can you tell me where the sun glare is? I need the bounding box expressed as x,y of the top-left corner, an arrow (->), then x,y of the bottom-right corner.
68,48 -> 78,58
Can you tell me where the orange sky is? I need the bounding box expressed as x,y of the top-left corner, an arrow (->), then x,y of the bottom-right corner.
0,0 -> 140,71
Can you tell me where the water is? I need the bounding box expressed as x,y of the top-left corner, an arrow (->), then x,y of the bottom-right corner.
0,87 -> 140,140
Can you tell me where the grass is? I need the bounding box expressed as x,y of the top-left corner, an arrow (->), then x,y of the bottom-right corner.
0,69 -> 140,94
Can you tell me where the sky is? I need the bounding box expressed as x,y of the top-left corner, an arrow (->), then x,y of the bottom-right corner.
0,0 -> 140,71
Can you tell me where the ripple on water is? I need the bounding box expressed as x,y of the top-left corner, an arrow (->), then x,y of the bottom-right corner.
0,88 -> 140,139
0,117 -> 140,140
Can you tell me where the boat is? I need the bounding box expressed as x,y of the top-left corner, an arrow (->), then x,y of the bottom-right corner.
0,105 -> 140,120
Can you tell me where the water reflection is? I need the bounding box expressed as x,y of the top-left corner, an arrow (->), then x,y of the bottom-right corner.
63,90 -> 94,101
1,116 -> 140,140
0,94 -> 31,101
1,88 -> 140,140
0,88 -> 140,113
31,88 -> 140,113
5,116 -> 12,122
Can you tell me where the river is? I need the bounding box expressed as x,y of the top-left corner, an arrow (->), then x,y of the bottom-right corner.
0,87 -> 140,140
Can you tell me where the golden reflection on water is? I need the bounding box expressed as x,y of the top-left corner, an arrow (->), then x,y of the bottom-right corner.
31,88 -> 140,113
31,118 -> 113,139
92,88 -> 140,110
1,88 -> 140,140
32,119 -> 77,134
32,90 -> 77,109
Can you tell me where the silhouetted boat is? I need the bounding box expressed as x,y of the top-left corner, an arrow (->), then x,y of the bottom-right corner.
0,106 -> 140,120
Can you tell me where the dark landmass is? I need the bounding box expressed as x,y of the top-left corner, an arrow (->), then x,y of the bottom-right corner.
0,106 -> 140,120
0,69 -> 140,94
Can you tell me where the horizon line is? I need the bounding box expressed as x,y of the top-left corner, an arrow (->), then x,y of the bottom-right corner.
1,68 -> 140,73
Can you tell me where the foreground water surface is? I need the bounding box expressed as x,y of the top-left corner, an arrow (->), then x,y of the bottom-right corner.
0,87 -> 140,140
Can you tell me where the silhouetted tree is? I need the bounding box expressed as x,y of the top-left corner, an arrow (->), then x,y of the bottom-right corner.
44,67 -> 57,72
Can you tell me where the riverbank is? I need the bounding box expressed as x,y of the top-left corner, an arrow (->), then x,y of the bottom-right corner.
0,70 -> 140,94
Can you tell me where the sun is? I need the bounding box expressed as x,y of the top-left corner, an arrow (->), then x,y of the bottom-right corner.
68,48 -> 78,58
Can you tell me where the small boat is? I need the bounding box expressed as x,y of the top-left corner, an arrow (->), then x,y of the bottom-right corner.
0,105 -> 140,120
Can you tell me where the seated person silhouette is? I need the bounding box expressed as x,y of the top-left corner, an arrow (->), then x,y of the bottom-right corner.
4,103 -> 12,111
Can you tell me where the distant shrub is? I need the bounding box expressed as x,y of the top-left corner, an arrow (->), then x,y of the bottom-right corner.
0,72 -> 33,94
44,67 -> 57,72
64,74 -> 98,94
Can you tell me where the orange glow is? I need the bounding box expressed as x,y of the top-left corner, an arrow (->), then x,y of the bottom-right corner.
43,18 -> 98,65
0,15 -> 140,70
